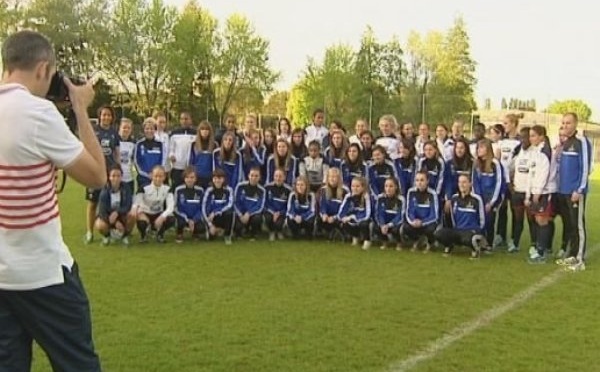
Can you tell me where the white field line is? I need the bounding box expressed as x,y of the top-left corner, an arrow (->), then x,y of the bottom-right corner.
387,245 -> 598,372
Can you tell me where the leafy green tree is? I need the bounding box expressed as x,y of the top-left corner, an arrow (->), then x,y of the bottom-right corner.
211,13 -> 280,123
98,0 -> 177,116
547,99 -> 592,121
166,0 -> 217,120
501,98 -> 508,109
262,91 -> 289,115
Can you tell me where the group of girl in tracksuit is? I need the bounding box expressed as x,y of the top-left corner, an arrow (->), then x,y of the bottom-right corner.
101,112 -> 567,262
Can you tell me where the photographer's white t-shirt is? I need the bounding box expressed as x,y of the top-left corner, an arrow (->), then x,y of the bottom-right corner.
0,83 -> 83,290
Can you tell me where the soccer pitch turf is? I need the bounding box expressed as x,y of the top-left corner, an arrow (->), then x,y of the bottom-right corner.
31,181 -> 599,372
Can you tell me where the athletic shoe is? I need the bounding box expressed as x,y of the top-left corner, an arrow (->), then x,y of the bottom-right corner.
492,235 -> 504,250
556,257 -> 578,266
473,235 -> 487,253
507,241 -> 519,253
470,250 -> 480,260
380,243 -> 387,250
443,247 -> 451,257
277,232 -> 285,240
528,252 -> 547,264
269,233 -> 276,242
422,242 -> 431,254
101,237 -> 110,246
175,234 -> 184,244
139,235 -> 148,244
362,240 -> 371,250
351,238 -> 359,246
396,244 -> 403,251
156,235 -> 166,244
84,232 -> 93,244
528,246 -> 537,257
565,262 -> 586,272
122,237 -> 130,247
224,236 -> 232,245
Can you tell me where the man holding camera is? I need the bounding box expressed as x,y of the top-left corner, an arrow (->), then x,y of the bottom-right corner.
0,31 -> 104,371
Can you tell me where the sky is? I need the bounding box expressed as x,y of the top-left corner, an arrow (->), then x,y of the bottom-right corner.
167,0 -> 600,120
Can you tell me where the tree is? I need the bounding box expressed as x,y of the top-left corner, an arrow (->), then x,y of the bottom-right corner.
484,98 -> 491,110
262,91 -> 289,115
166,0 -> 217,120
403,17 -> 477,124
23,0 -> 109,77
98,0 -> 177,116
211,13 -> 280,123
501,98 -> 508,110
547,99 -> 592,121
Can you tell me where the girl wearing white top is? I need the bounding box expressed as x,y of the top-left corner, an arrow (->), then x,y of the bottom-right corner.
133,166 -> 175,243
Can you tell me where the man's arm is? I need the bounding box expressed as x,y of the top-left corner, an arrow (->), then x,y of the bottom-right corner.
62,79 -> 106,188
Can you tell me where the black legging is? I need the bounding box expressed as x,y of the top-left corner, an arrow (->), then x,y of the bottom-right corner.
235,214 -> 263,238
341,221 -> 370,241
434,228 -> 479,252
264,212 -> 286,232
288,217 -> 315,238
401,223 -> 436,244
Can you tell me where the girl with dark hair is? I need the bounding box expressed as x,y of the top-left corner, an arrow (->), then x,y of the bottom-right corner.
189,120 -> 217,189
213,131 -> 243,189
203,169 -> 235,245
340,143 -> 368,189
290,128 -> 308,161
373,178 -> 405,250
367,145 -> 397,195
277,117 -> 292,143
266,139 -> 299,186
394,139 -> 418,198
417,140 -> 445,196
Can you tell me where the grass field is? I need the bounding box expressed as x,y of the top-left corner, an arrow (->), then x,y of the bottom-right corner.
30,179 -> 599,372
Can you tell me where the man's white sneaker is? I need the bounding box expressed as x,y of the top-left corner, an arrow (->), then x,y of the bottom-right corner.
556,257 -> 578,266
269,232 -> 276,242
565,262 -> 586,272
351,238 -> 359,246
362,240 -> 372,250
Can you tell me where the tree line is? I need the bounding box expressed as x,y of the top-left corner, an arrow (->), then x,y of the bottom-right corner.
3,0 -> 590,126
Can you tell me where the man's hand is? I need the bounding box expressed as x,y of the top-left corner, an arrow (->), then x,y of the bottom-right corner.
571,192 -> 582,203
64,78 -> 95,111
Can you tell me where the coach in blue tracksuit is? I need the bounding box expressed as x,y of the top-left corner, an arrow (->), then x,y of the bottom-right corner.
234,167 -> 266,239
435,174 -> 486,258
174,168 -> 205,242
556,113 -> 592,271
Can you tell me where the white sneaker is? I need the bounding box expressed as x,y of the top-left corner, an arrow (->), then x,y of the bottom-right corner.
362,241 -> 372,250
269,233 -> 276,242
528,246 -> 538,259
556,257 -> 578,266
565,262 -> 586,272
507,241 -> 519,253
423,242 -> 431,254
84,232 -> 93,244
277,232 -> 285,240
351,238 -> 359,246
492,235 -> 504,249
395,244 -> 403,251
224,236 -> 232,245
101,237 -> 110,246
380,243 -> 387,250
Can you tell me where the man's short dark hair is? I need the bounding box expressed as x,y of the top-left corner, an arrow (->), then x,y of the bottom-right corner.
564,112 -> 579,123
312,108 -> 324,117
1,30 -> 55,73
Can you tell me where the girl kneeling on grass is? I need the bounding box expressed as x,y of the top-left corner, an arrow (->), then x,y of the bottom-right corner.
202,169 -> 235,245
373,178 -> 405,251
95,166 -> 135,246
234,167 -> 266,240
318,168 -> 348,241
174,167 -> 205,243
434,174 -> 486,259
338,176 -> 372,250
402,170 -> 439,253
264,168 -> 293,241
286,176 -> 316,239
133,166 -> 175,243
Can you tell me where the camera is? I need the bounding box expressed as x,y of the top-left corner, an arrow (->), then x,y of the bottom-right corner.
46,71 -> 84,102
46,72 -> 85,134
